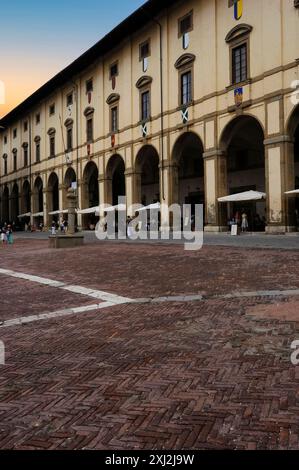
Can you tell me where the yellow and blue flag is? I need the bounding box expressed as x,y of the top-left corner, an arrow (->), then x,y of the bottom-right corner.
228,0 -> 243,21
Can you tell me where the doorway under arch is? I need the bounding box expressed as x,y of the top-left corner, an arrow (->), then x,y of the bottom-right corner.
11,183 -> 19,223
82,161 -> 99,229
220,115 -> 266,231
135,145 -> 160,206
106,154 -> 126,206
172,132 -> 205,224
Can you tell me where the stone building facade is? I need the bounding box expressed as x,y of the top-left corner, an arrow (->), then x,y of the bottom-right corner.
0,0 -> 299,232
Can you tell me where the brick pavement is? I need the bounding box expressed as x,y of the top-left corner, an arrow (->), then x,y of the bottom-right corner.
0,239 -> 298,449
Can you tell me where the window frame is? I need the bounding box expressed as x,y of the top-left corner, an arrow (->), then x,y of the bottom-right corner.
66,126 -> 73,152
86,78 -> 93,94
66,92 -> 73,106
110,105 -> 119,133
231,41 -> 248,85
86,116 -> 94,143
178,11 -> 193,38
36,113 -> 41,125
13,149 -> 17,172
109,61 -> 119,80
179,68 -> 193,107
139,39 -> 151,61
49,135 -> 55,158
49,103 -> 55,116
140,89 -> 151,123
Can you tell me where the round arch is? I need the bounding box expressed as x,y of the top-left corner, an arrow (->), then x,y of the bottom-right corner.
106,154 -> 126,206
22,180 -> 31,215
219,114 -> 266,231
2,186 -> 9,223
171,132 -> 205,222
47,172 -> 59,221
135,145 -> 160,206
33,177 -> 43,215
63,167 -> 77,208
81,161 -> 99,229
11,183 -> 19,223
286,105 -> 299,228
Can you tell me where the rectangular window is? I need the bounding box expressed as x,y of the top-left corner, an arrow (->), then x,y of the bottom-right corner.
86,79 -> 93,93
36,143 -> 40,163
49,104 -> 55,116
13,128 -> 17,138
36,113 -> 40,124
50,136 -> 55,157
4,136 -> 7,144
111,106 -> 118,133
179,11 -> 193,36
141,91 -> 150,121
86,118 -> 93,142
24,121 -> 28,132
13,153 -> 17,171
139,40 -> 150,60
24,148 -> 28,167
67,93 -> 73,106
67,127 -> 73,151
110,63 -> 118,79
4,159 -> 7,175
181,71 -> 192,105
232,43 -> 247,84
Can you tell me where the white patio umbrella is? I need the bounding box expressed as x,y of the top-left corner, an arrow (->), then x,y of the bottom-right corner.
138,202 -> 161,212
285,189 -> 299,196
218,190 -> 266,203
18,212 -> 31,218
76,206 -> 99,215
32,212 -> 44,217
48,209 -> 69,215
100,203 -> 127,213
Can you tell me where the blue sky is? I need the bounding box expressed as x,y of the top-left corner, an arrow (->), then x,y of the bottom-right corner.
0,0 -> 146,116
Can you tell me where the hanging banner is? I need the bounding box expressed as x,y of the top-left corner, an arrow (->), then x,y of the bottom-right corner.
228,0 -> 243,21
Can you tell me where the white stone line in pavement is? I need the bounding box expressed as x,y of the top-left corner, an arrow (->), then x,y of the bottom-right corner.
0,268 -> 132,304
62,285 -> 132,304
219,289 -> 299,299
0,302 -> 115,329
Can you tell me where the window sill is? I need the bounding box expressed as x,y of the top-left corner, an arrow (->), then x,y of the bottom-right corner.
226,78 -> 251,91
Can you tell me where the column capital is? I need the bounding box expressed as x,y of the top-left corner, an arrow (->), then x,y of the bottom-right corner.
159,160 -> 178,170
203,149 -> 226,159
264,135 -> 294,146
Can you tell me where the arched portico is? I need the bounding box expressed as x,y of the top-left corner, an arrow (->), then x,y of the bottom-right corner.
1,186 -> 9,223
286,105 -> 299,230
135,145 -> 160,206
47,172 -> 59,224
219,115 -> 266,231
63,167 -> 77,208
106,154 -> 126,206
81,161 -> 99,229
32,176 -> 44,219
11,183 -> 19,223
171,132 -> 205,226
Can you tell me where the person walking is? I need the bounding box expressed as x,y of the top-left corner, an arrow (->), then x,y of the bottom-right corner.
7,225 -> 13,245
1,226 -> 7,245
241,210 -> 249,233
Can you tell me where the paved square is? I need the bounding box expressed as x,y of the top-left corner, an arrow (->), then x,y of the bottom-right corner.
0,238 -> 298,450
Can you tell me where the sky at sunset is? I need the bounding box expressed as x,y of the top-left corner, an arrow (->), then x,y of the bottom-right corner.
0,0 -> 145,118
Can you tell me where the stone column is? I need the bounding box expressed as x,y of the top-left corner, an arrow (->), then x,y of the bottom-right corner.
58,184 -> 64,211
264,135 -> 295,233
76,179 -> 82,229
43,189 -> 50,227
159,160 -> 178,231
203,150 -> 227,232
98,175 -> 112,214
124,169 -> 133,216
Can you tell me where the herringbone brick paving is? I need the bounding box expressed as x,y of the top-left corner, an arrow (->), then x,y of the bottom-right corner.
0,239 -> 298,449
